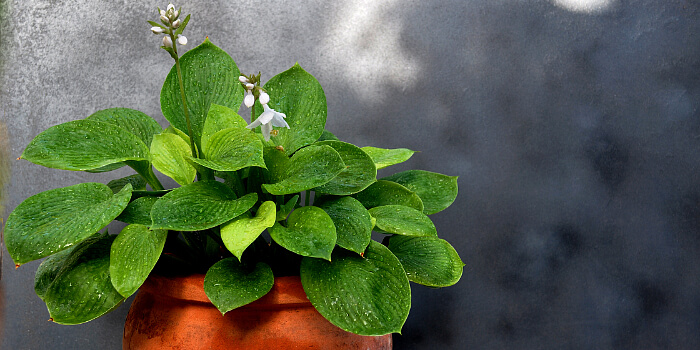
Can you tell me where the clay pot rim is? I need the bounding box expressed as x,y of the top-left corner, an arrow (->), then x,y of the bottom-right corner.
140,274 -> 312,308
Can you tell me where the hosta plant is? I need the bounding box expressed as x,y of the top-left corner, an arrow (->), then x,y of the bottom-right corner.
4,4 -> 464,336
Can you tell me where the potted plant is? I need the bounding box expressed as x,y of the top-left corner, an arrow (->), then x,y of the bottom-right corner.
4,4 -> 464,349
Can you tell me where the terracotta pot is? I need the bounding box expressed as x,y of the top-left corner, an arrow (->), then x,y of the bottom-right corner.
123,274 -> 392,349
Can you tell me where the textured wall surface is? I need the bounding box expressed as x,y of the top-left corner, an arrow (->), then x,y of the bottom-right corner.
2,0 -> 700,349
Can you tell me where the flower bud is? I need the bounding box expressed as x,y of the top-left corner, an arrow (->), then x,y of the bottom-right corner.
160,15 -> 170,24
160,9 -> 166,16
239,76 -> 249,84
245,83 -> 254,90
259,92 -> 270,105
172,19 -> 181,28
177,35 -> 187,45
244,92 -> 255,108
163,35 -> 173,48
173,10 -> 179,19
151,26 -> 164,34
167,4 -> 175,12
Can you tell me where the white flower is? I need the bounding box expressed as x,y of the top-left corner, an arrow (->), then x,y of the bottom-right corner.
160,9 -> 166,16
177,35 -> 187,45
244,91 -> 255,108
259,92 -> 270,105
172,19 -> 181,28
246,104 -> 289,141
151,26 -> 164,34
160,14 -> 170,24
167,4 -> 175,11
239,76 -> 249,84
162,35 -> 173,48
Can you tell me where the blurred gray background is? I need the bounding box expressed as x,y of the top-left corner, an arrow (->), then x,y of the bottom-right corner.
2,0 -> 700,349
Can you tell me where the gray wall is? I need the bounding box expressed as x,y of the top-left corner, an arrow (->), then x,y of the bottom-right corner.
2,0 -> 700,349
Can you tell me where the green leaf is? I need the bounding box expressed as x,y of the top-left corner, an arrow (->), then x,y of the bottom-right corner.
318,129 -> 339,141
21,120 -> 150,171
313,141 -> 376,195
256,64 -> 327,155
110,225 -> 167,297
35,248 -> 74,300
115,196 -> 158,226
163,125 -> 191,145
204,259 -> 274,314
40,233 -> 125,324
201,104 -> 248,152
263,146 -> 291,183
86,108 -> 162,147
300,240 -> 411,335
316,196 -> 372,254
382,170 -> 458,215
85,162 -> 126,173
150,133 -> 196,186
262,145 -> 345,195
160,38 -> 244,150
269,206 -> 336,260
368,205 -> 437,237
221,201 -> 277,261
360,147 -> 416,170
173,13 -> 190,36
276,195 -> 299,221
191,127 -> 266,172
5,183 -> 132,264
107,174 -> 147,193
353,180 -> 424,212
388,235 -> 464,287
150,181 -> 257,231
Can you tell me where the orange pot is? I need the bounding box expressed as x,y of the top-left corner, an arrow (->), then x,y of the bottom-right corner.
123,274 -> 392,349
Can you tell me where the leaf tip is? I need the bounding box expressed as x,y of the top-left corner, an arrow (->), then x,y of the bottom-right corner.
48,318 -> 54,322
14,263 -> 20,269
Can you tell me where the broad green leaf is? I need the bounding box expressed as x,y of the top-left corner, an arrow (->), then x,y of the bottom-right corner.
300,240 -> 411,335
388,235 -> 464,287
161,39 -> 244,150
150,133 -> 196,186
361,147 -> 416,170
256,64 -> 327,155
221,201 -> 277,261
383,170 -> 458,215
107,174 -> 146,193
5,183 -> 132,264
110,224 -> 167,297
191,127 -> 265,172
318,129 -> 339,141
262,145 -> 345,195
116,196 -> 158,226
86,108 -> 161,147
276,195 -> 299,221
353,180 -> 424,212
163,125 -> 191,145
313,141 -> 376,195
204,259 -> 274,314
316,196 -> 372,254
21,120 -> 149,171
201,104 -> 248,152
263,146 -> 291,183
368,205 -> 437,237
35,248 -> 74,300
150,181 -> 257,231
41,233 -> 125,324
269,206 -> 336,260
85,162 -> 126,173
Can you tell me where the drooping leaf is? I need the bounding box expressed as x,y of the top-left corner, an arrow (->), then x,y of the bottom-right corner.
150,181 -> 257,231
382,170 -> 458,215
115,196 -> 158,226
160,39 -> 244,150
40,233 -> 125,325
262,145 -> 345,195
276,195 -> 299,221
313,141 -> 376,195
86,108 -> 162,147
21,120 -> 150,171
150,133 -> 197,186
201,104 -> 248,152
368,205 -> 437,237
221,201 -> 277,261
107,174 -> 147,193
353,180 -> 424,212
256,64 -> 327,155
204,259 -> 274,314
316,196 -> 372,254
190,127 -> 266,172
300,240 -> 411,336
5,183 -> 132,264
360,147 -> 415,170
268,206 -> 336,260
388,235 -> 464,287
110,225 -> 167,297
